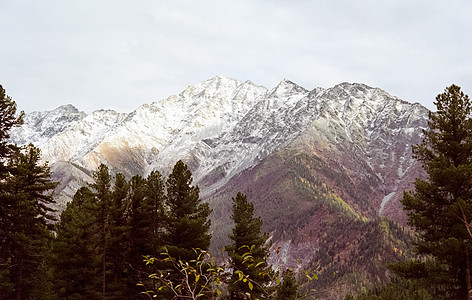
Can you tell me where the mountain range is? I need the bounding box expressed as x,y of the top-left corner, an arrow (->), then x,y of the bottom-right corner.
10,76 -> 429,297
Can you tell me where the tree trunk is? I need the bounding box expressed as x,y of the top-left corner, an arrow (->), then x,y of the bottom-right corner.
466,247 -> 472,300
15,259 -> 22,300
102,248 -> 106,300
102,207 -> 106,300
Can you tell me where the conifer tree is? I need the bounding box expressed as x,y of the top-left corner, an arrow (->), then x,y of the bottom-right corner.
0,84 -> 24,297
1,144 -> 57,299
134,171 -> 167,296
0,84 -> 23,174
90,164 -> 112,300
127,175 -> 149,272
165,160 -> 211,261
108,172 -> 131,299
225,192 -> 273,299
50,187 -> 101,299
144,170 -> 166,256
401,84 -> 472,298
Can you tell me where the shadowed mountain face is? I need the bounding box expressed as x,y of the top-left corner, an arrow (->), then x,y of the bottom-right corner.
11,76 -> 428,297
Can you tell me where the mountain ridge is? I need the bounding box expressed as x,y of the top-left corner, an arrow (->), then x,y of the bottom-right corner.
10,76 -> 428,215
10,76 -> 429,297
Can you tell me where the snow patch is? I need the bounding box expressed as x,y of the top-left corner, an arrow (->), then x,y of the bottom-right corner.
379,192 -> 396,215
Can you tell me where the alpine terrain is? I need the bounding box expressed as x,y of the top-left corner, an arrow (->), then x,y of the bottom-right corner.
10,76 -> 429,298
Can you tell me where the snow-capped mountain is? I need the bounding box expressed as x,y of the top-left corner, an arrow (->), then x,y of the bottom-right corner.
10,76 -> 428,217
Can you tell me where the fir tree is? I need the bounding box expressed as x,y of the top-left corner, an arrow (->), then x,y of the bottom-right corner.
225,192 -> 273,300
108,172 -> 132,299
0,84 -> 23,174
1,144 -> 57,299
401,84 -> 472,298
90,164 -> 112,300
144,170 -> 166,256
50,187 -> 102,299
136,171 -> 167,296
126,174 -> 149,286
165,160 -> 211,261
0,84 -> 24,297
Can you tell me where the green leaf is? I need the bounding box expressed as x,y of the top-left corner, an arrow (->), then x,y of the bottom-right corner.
255,261 -> 265,268
237,271 -> 244,282
248,281 -> 253,290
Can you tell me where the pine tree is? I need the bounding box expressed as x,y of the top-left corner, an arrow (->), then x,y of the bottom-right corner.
0,84 -> 23,174
165,160 -> 211,261
50,187 -> 102,299
126,175 -> 149,277
144,170 -> 166,256
401,84 -> 472,298
0,84 -> 24,297
1,144 -> 57,299
225,192 -> 273,300
90,164 -> 112,300
108,172 -> 132,299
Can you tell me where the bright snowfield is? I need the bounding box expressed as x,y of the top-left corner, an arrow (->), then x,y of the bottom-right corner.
10,76 -> 428,216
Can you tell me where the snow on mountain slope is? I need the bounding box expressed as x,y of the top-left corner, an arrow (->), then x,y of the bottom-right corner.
10,76 -> 428,219
283,83 -> 428,220
10,104 -> 86,146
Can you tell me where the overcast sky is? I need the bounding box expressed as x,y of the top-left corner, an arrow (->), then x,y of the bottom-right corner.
1,0 -> 471,113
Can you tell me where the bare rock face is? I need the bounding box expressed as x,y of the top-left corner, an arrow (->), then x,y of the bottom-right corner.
11,77 -> 429,295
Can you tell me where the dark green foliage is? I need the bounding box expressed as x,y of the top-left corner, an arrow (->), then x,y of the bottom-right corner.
27,257 -> 56,300
345,277 -> 433,300
50,187 -> 102,299
401,84 -> 472,298
0,85 -> 24,297
128,174 -> 148,258
276,268 -> 299,300
126,174 -> 152,294
165,160 -> 211,261
389,259 -> 456,291
90,164 -> 112,299
0,145 -> 58,299
48,160 -> 210,299
0,84 -> 23,173
225,192 -> 273,299
0,87 -> 57,299
144,170 -> 166,255
50,168 -> 153,299
107,172 -> 133,299
126,171 -> 167,296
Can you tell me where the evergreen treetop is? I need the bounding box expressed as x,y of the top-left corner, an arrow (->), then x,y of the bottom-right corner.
226,192 -> 273,299
165,160 -> 211,261
1,144 -> 57,299
401,84 -> 472,298
0,85 -> 23,167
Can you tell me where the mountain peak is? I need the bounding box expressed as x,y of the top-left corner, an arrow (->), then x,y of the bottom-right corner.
270,79 -> 308,97
56,104 -> 80,112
